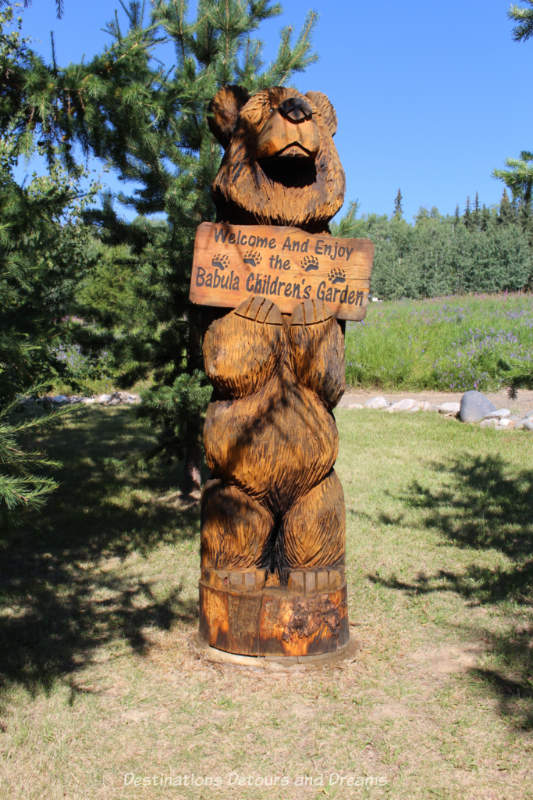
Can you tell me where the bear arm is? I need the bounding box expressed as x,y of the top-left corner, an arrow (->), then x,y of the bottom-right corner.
203,297 -> 284,399
288,300 -> 345,409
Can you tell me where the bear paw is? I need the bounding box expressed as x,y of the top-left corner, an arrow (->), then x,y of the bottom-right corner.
203,296 -> 284,399
288,299 -> 345,409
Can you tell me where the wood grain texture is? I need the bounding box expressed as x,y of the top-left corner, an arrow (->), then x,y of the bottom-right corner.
198,85 -> 368,657
190,223 -> 373,320
283,469 -> 345,568
209,86 -> 345,232
288,299 -> 346,408
203,299 -> 340,513
199,573 -> 349,657
203,297 -> 283,399
201,479 -> 273,570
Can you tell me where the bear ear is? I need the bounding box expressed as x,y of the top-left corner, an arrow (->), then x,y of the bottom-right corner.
305,91 -> 338,136
208,85 -> 250,148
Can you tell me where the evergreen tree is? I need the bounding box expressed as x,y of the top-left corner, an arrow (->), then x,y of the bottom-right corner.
463,195 -> 472,229
393,188 -> 403,218
499,188 -> 515,224
493,151 -> 533,238
0,11 -> 92,525
473,191 -> 480,228
509,0 -> 533,41
480,204 -> 491,231
330,201 -> 361,237
333,196 -> 532,301
0,400 -> 64,530
27,0 -> 317,495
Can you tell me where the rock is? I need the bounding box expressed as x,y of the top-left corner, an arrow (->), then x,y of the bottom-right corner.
525,410 -> 533,419
51,395 -> 69,404
81,397 -> 96,405
524,418 -> 533,431
365,396 -> 389,410
19,397 -> 39,409
107,390 -> 141,405
438,402 -> 460,415
459,391 -> 496,423
419,401 -> 438,412
95,393 -> 112,404
479,418 -> 499,428
483,408 -> 510,419
496,418 -> 511,428
345,402 -> 364,410
387,399 -> 420,413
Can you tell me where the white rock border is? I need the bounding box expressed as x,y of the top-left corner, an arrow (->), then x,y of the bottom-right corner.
18,389 -> 533,431
337,392 -> 532,432
18,390 -> 141,409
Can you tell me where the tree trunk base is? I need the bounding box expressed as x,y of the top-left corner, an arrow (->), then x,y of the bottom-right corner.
199,567 -> 349,658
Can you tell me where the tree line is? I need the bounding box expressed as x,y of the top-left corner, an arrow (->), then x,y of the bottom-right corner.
332,190 -> 532,300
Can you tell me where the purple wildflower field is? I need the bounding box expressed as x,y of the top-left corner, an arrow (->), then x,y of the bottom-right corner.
345,293 -> 533,391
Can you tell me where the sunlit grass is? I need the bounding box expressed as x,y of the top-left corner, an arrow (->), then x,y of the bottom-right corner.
1,407 -> 531,799
345,293 -> 533,391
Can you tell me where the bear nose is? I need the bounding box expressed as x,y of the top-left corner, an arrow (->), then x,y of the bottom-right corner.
278,96 -> 313,123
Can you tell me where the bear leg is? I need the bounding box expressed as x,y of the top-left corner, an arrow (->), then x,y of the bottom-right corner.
201,479 -> 273,570
283,470 -> 345,569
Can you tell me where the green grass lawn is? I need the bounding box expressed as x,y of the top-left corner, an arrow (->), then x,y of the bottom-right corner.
0,407 -> 531,799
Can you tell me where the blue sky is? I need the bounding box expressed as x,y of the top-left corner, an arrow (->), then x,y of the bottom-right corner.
14,0 -> 533,223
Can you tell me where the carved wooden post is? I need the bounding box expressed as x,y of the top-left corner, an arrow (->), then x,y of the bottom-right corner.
189,86 -> 373,659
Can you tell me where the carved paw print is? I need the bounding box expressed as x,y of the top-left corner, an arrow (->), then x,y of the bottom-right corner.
212,253 -> 230,270
301,255 -> 319,272
243,251 -> 261,267
328,267 -> 346,284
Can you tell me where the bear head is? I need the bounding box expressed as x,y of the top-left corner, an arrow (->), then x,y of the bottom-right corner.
208,86 -> 345,233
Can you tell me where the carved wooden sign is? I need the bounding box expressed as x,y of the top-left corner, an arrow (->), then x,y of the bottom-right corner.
190,222 -> 374,321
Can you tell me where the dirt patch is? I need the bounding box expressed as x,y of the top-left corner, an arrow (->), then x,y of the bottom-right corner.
409,643 -> 484,676
341,388 -> 533,416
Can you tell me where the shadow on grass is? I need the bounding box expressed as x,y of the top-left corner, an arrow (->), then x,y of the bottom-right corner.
369,453 -> 533,730
0,407 -> 200,702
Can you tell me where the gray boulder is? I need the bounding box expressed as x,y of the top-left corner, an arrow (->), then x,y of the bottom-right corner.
459,391 -> 497,423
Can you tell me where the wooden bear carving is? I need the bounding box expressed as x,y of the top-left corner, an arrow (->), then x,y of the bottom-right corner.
199,86 -> 350,658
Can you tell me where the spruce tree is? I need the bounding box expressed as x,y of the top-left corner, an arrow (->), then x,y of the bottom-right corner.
498,188 -> 515,224
493,151 -> 533,239
0,5 -> 94,525
23,0 -> 318,494
509,0 -> 533,41
463,195 -> 472,229
473,191 -> 480,228
480,204 -> 491,231
393,188 -> 403,218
